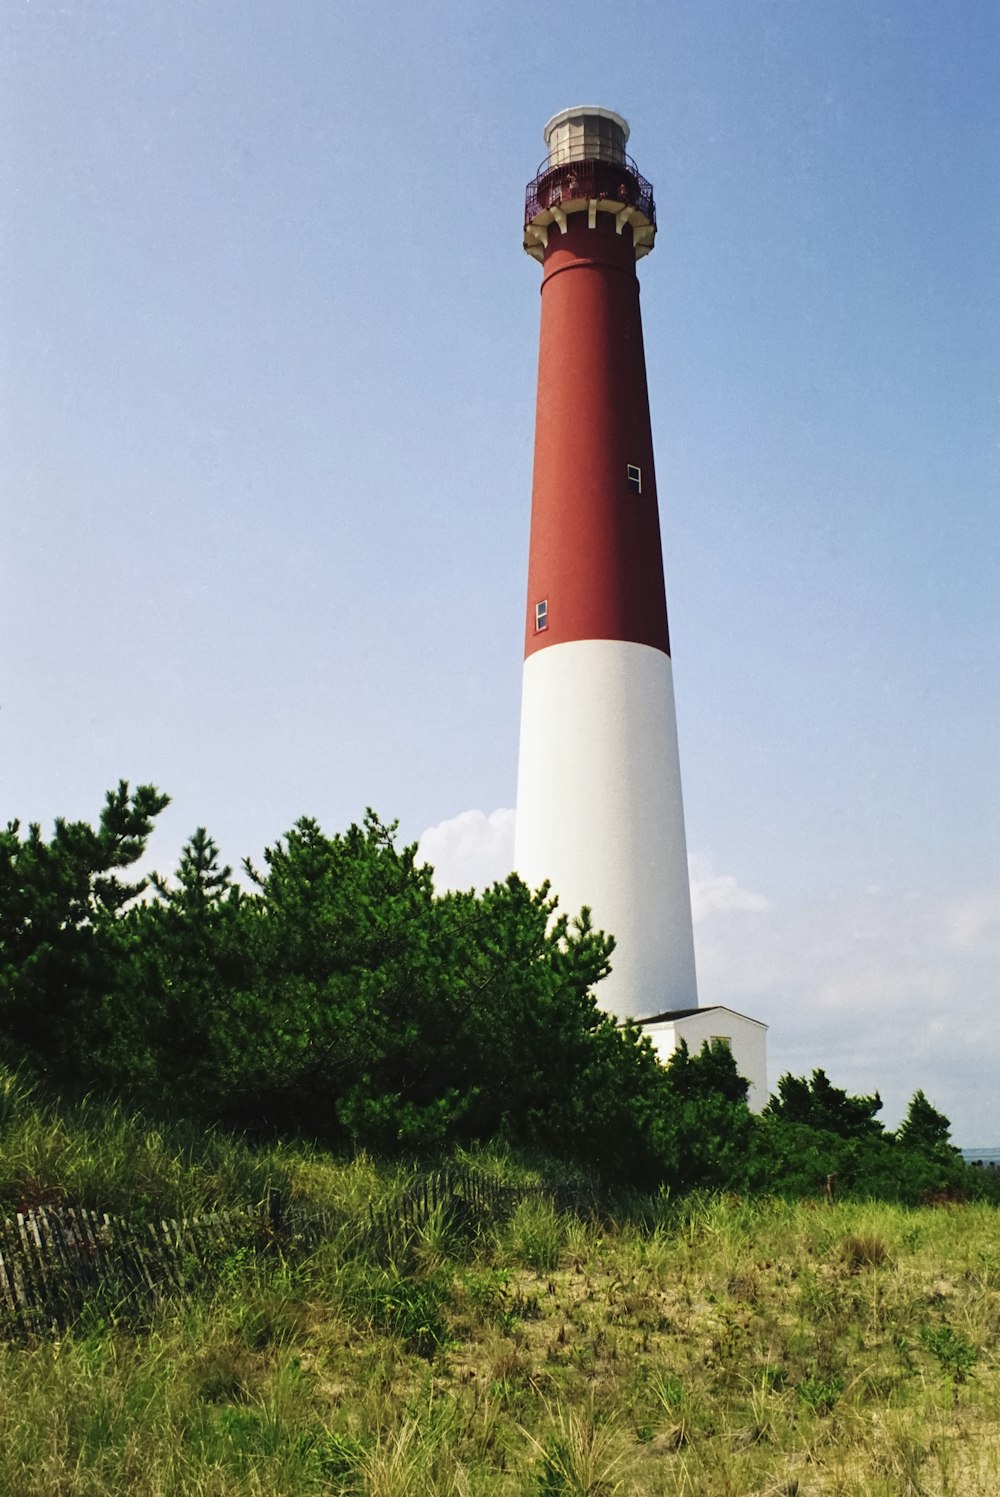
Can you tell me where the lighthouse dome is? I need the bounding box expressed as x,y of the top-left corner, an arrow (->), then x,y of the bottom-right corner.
542,106 -> 629,167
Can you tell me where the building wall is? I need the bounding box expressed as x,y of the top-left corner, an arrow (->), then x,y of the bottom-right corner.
641,1008 -> 769,1113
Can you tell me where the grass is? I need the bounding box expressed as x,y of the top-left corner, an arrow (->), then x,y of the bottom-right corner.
1,1077 -> 1000,1493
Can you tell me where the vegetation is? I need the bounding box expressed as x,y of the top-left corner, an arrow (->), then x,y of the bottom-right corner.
2,784 -> 1000,1490
0,1084 -> 999,1494
1,784 -> 991,1206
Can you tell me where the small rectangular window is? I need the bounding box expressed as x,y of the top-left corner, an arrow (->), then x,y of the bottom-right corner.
534,599 -> 548,632
709,1035 -> 731,1051
626,464 -> 642,493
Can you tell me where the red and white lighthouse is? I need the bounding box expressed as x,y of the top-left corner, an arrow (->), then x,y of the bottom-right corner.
515,106 -> 698,1021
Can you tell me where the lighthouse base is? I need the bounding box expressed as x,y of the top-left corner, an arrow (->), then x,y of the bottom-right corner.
515,637 -> 698,1021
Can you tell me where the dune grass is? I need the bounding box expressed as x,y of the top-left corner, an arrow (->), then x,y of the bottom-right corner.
1,1077 -> 999,1494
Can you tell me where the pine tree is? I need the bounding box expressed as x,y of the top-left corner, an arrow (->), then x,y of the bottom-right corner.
897,1090 -> 954,1154
764,1069 -> 883,1141
0,782 -> 168,1074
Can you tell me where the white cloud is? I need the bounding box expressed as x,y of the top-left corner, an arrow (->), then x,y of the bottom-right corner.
418,812 -> 772,917
943,885 -> 1000,951
417,807 -> 516,892
687,852 -> 770,922
693,881 -> 1000,1140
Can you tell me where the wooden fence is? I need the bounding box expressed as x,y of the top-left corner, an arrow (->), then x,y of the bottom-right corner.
0,1167 -> 598,1339
0,1203 -> 253,1337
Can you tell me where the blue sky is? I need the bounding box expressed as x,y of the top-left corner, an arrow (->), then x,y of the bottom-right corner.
3,2 -> 998,1139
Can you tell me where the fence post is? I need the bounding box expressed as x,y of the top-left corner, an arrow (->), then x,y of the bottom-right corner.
267,1187 -> 287,1241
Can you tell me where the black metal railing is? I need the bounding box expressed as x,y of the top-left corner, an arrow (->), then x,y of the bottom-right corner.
525,153 -> 655,229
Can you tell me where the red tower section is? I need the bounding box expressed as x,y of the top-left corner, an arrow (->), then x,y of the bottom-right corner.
526,209 -> 670,658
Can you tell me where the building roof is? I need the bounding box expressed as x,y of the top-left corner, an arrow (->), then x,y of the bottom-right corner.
633,1005 -> 769,1030
639,1007 -> 703,1022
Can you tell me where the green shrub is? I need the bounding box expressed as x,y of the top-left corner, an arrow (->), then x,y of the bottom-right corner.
919,1325 -> 978,1391
796,1368 -> 844,1415
341,1265 -> 452,1357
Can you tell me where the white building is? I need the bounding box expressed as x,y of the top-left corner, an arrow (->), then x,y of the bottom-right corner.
637,1005 -> 769,1113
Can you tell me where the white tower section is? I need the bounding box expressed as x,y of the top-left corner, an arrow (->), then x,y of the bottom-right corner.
516,642 -> 698,1020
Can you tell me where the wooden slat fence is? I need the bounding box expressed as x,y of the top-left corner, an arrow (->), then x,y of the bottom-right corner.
363,1166 -> 523,1259
0,1205 -> 249,1338
361,1166 -> 598,1259
0,1166 -> 598,1339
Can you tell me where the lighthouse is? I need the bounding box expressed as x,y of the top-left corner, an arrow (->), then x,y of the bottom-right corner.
514,106 -> 698,1021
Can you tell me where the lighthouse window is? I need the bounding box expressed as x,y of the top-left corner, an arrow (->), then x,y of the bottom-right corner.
534,599 -> 548,632
626,464 -> 642,493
